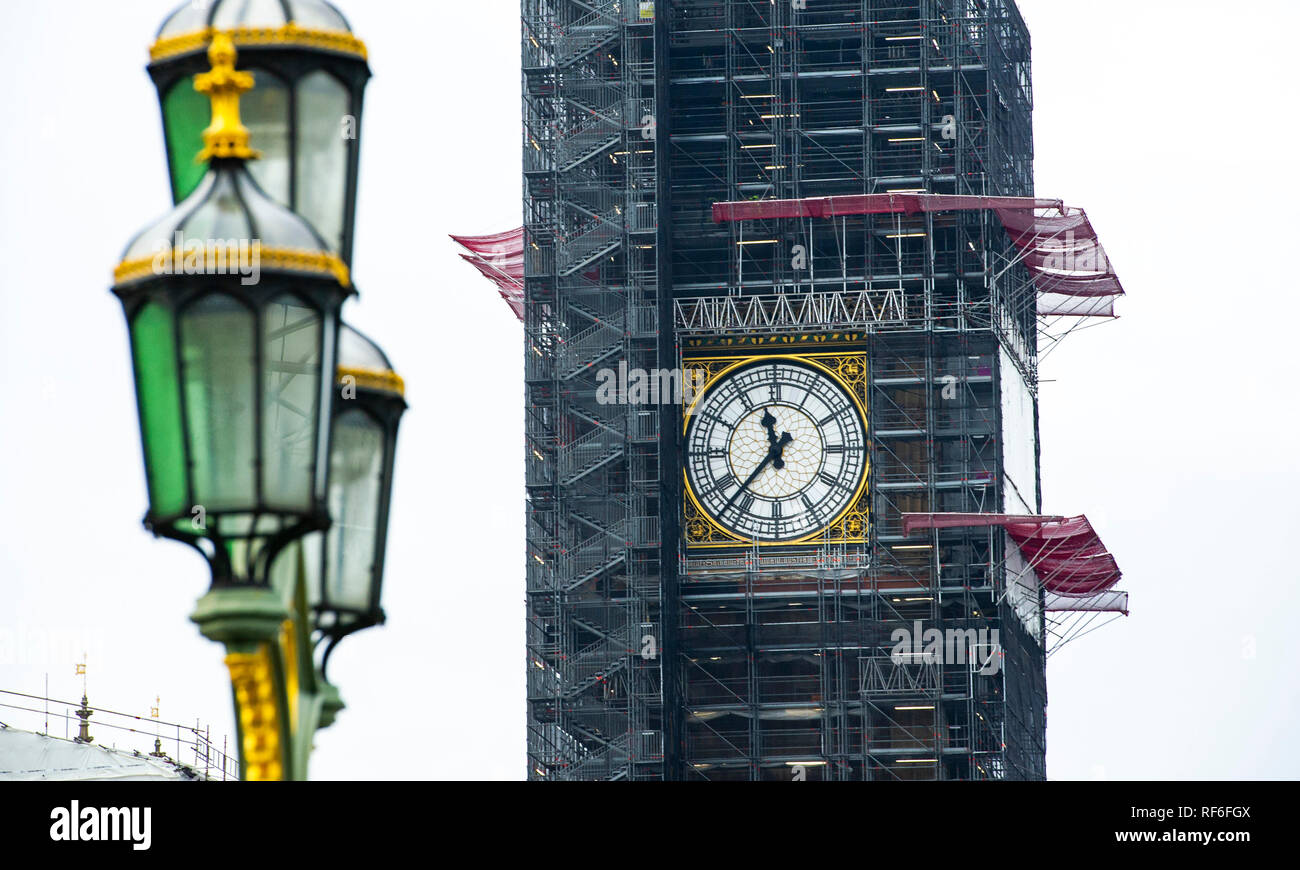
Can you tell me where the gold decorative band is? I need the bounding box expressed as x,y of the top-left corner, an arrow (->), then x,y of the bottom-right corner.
258,247 -> 351,287
338,365 -> 406,397
150,24 -> 369,64
225,645 -> 284,782
113,243 -> 351,288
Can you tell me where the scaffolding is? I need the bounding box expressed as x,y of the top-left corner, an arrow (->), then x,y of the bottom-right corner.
518,0 -> 1113,780
523,0 -> 666,780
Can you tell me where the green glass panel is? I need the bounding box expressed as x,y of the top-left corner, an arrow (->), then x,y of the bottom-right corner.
163,75 -> 210,201
262,295 -> 322,510
180,295 -> 258,511
130,303 -> 187,517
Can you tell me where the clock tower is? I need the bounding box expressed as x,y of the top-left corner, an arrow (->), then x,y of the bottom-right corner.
517,0 -> 1121,780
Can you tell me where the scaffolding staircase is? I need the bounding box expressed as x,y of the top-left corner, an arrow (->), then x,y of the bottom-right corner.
554,4 -> 622,68
524,0 -> 662,780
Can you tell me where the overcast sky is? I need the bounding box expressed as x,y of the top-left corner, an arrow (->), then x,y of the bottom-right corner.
1,0 -> 1297,780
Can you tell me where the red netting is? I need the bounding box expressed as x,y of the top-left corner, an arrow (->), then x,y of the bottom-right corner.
451,228 -> 524,321
711,193 -> 1057,221
712,194 -> 1124,317
901,512 -> 1123,600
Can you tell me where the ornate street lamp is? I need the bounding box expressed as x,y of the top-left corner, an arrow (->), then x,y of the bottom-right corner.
112,34 -> 354,780
146,0 -> 370,267
309,324 -> 407,676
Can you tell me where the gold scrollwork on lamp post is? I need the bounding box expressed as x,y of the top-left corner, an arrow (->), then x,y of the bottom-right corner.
225,645 -> 285,782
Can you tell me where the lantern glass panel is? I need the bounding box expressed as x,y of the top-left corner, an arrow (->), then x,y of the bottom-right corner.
339,326 -> 390,372
291,2 -> 350,30
159,4 -> 209,37
325,408 -> 384,611
163,75 -> 210,200
180,294 -> 258,510
212,0 -> 286,29
262,295 -> 323,510
243,71 -> 291,205
268,534 -> 303,593
302,532 -> 322,605
131,302 -> 187,518
294,71 -> 350,254
179,170 -> 247,240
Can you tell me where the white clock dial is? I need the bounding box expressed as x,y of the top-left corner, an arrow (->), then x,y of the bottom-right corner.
686,361 -> 866,542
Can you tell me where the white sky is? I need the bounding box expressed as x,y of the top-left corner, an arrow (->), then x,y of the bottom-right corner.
1,0 -> 1296,780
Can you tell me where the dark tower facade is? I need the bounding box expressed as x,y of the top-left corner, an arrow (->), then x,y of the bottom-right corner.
523,0 -> 1045,780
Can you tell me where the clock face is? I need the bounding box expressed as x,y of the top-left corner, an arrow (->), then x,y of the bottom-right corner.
685,361 -> 866,543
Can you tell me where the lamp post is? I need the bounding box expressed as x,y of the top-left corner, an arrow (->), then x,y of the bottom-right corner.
112,33 -> 361,781
146,0 -> 371,267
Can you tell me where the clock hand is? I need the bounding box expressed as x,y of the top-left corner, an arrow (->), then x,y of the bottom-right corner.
772,431 -> 792,469
720,453 -> 774,516
761,408 -> 793,469
761,409 -> 779,449
720,430 -> 795,514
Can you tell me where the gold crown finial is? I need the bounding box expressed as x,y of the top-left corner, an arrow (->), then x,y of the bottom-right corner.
193,33 -> 260,163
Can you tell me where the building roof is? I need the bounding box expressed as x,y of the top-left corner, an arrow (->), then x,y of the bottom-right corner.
0,725 -> 204,782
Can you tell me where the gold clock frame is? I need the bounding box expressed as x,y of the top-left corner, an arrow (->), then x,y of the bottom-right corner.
682,351 -> 870,548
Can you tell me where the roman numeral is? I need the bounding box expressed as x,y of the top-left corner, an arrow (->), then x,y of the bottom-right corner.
801,494 -> 822,524
819,407 -> 849,427
727,382 -> 754,411
728,492 -> 755,516
709,473 -> 737,496
819,471 -> 847,490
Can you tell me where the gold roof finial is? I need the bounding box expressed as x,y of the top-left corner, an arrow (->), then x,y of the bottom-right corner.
193,33 -> 260,162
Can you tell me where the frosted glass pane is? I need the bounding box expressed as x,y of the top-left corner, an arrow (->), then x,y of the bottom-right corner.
180,295 -> 257,511
338,324 -> 390,372
262,295 -> 322,510
295,71 -> 350,253
237,169 -> 322,250
325,409 -> 383,611
291,0 -> 350,31
243,71 -> 291,206
159,4 -> 209,38
179,170 -> 251,244
213,0 -> 290,29
302,531 -> 323,608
